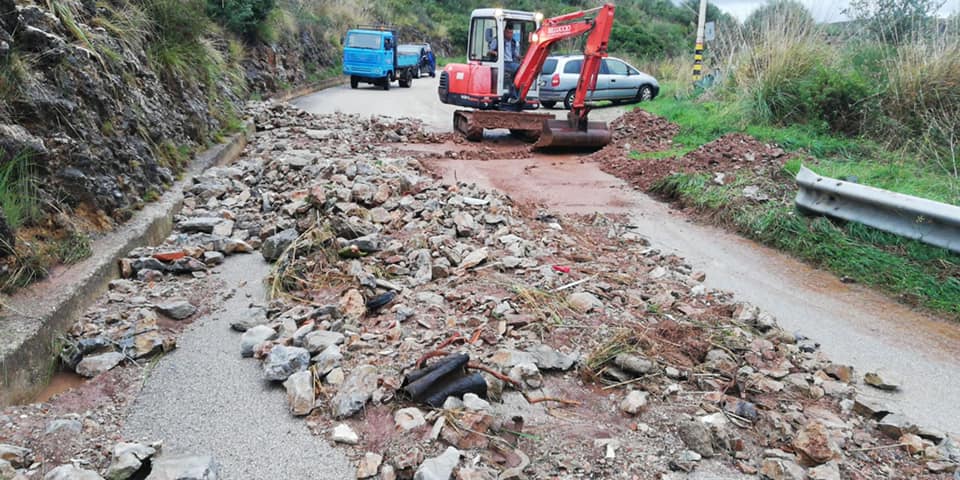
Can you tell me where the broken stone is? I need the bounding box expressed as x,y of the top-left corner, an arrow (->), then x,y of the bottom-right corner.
312,344 -> 343,376
807,462 -> 841,480
45,465 -> 105,480
852,396 -> 892,419
331,424 -> 359,445
303,330 -> 345,354
415,446 -> 461,480
106,442 -> 157,480
877,414 -> 919,440
527,344 -> 577,371
333,364 -> 378,418
0,444 -> 31,468
793,422 -> 837,466
75,351 -> 124,378
240,325 -> 276,358
441,412 -> 494,450
864,371 -> 899,391
567,291 -> 603,313
339,289 -> 366,322
759,457 -> 806,480
179,217 -> 221,234
44,419 -> 82,435
462,393 -> 490,412
677,419 -> 715,458
356,452 -> 382,479
283,370 -> 315,416
261,228 -> 299,262
509,363 -> 542,389
263,345 -> 310,381
620,390 -> 649,415
145,455 -> 218,480
613,353 -> 655,376
453,212 -> 477,237
395,407 -> 427,431
460,248 -> 488,269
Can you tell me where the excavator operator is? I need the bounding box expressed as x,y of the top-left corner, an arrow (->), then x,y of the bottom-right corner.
488,23 -> 521,102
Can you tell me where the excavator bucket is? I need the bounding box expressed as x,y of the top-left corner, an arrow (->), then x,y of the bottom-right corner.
533,118 -> 612,150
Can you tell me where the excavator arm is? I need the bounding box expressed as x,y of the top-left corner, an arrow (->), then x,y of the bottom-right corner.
512,4 -> 616,126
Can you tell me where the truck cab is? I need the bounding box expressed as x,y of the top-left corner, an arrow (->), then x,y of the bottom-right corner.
343,27 -> 417,90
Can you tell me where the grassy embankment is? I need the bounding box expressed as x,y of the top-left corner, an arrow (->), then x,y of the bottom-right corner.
631,9 -> 960,316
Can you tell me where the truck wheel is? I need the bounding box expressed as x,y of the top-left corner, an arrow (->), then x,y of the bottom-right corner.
350,76 -> 358,89
399,71 -> 412,88
382,79 -> 390,91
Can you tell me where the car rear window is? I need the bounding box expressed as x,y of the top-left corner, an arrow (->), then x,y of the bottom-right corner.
563,59 -> 583,74
542,59 -> 558,75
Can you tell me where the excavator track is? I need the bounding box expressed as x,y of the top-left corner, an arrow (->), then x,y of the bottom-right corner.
453,110 -> 554,142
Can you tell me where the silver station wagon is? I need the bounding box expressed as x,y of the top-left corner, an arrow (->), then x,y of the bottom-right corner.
538,55 -> 660,109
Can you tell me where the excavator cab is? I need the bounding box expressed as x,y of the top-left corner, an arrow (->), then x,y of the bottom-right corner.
439,4 -> 615,149
438,9 -> 541,110
466,11 -> 540,104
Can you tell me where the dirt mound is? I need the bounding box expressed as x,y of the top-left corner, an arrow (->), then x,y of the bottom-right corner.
590,109 -> 680,163
601,129 -> 792,190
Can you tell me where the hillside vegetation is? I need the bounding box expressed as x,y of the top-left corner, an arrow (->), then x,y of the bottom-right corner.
632,0 -> 960,315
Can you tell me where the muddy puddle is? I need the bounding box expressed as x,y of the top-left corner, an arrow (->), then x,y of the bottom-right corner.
401,141 -> 636,215
32,370 -> 87,404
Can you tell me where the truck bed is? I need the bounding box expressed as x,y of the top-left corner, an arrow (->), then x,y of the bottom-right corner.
397,51 -> 419,69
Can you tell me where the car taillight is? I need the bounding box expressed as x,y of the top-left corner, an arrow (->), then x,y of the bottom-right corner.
551,73 -> 560,87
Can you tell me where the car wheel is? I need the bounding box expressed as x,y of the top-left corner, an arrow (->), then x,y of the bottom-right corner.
563,90 -> 577,110
636,85 -> 653,102
541,100 -> 556,109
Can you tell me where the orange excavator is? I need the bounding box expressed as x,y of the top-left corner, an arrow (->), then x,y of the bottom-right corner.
438,4 -> 615,149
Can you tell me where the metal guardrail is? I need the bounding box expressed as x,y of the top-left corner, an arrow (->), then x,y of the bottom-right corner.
795,165 -> 960,254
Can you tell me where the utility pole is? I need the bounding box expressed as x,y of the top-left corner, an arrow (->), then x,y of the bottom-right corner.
692,0 -> 707,82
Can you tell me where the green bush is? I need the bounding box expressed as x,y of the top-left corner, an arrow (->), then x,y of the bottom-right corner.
206,0 -> 275,37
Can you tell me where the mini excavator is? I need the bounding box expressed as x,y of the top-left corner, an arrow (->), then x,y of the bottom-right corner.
438,4 -> 615,149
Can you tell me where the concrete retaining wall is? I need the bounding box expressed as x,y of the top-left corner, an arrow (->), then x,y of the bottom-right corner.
0,121 -> 254,405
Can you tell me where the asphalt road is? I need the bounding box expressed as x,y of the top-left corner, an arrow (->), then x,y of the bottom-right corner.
123,254 -> 352,478
295,75 -> 960,435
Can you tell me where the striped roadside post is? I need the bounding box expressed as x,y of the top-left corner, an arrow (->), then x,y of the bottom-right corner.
692,0 -> 707,82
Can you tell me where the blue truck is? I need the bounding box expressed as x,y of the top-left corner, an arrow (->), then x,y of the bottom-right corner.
343,26 -> 419,91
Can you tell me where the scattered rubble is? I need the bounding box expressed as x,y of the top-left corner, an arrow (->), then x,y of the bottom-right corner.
2,104 -> 956,479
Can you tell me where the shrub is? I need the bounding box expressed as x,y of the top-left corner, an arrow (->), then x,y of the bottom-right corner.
206,0 -> 275,37
0,151 -> 41,230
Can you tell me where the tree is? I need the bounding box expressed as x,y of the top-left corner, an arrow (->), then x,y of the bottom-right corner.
744,0 -> 815,37
205,0 -> 276,37
843,0 -> 947,43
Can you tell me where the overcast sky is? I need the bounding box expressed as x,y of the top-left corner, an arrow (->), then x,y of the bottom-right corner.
697,0 -> 960,22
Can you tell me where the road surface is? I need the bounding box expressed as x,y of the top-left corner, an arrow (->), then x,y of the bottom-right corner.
295,75 -> 960,435
123,255 -> 353,478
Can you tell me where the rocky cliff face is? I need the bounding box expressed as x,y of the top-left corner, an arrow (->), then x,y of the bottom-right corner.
1,0 -> 233,226
0,0 -> 334,241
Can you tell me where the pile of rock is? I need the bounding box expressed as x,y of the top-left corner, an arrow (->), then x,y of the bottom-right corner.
32,103 -> 959,479
0,440 -> 217,480
181,104 -> 957,478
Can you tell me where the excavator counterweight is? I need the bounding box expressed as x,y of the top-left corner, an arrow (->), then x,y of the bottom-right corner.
438,4 -> 616,150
